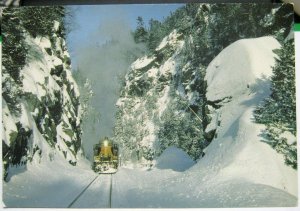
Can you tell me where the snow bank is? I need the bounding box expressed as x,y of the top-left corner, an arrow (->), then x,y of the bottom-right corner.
155,146 -> 195,171
205,36 -> 280,101
112,167 -> 297,208
3,156 -> 96,208
198,36 -> 298,196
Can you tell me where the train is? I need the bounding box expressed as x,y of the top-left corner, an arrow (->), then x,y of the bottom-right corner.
92,137 -> 119,174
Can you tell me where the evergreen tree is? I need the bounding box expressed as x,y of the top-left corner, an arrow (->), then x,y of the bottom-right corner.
206,4 -> 276,62
158,90 -> 206,161
73,68 -> 94,119
2,8 -> 27,115
1,8 -> 27,84
254,40 -> 296,169
133,16 -> 148,43
147,19 -> 163,52
255,40 -> 295,132
19,6 -> 66,38
141,3 -> 292,63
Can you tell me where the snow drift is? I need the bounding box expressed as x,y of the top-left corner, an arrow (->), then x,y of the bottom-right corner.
200,36 -> 297,197
155,146 -> 195,172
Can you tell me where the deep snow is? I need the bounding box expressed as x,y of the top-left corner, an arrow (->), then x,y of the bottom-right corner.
2,156 -> 96,208
155,146 -> 195,171
2,36 -> 298,208
203,37 -> 297,197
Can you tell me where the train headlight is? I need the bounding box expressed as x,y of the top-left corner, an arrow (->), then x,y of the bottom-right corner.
104,140 -> 108,147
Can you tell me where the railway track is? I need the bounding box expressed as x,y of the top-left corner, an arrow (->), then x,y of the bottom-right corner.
67,174 -> 113,208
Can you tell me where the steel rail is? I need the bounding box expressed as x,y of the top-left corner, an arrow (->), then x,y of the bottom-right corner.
109,174 -> 113,208
67,175 -> 99,208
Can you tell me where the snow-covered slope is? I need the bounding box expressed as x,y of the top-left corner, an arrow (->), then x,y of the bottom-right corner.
2,20 -> 83,180
205,37 -> 279,101
199,36 -> 297,196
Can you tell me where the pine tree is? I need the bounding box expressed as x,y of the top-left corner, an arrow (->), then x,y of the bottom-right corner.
255,40 -> 295,131
19,6 -> 66,38
147,19 -> 163,52
2,8 -> 27,84
158,91 -> 205,161
2,8 -> 27,115
133,16 -> 148,43
254,40 -> 296,169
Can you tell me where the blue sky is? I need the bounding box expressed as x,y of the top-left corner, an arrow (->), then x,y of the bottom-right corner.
66,4 -> 184,57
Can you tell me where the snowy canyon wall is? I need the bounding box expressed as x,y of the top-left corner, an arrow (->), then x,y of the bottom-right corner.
2,7 -> 82,179
114,30 -> 209,166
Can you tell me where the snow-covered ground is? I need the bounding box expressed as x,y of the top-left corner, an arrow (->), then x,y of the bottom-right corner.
2,155 -> 96,208
70,174 -> 111,208
2,36 -> 298,208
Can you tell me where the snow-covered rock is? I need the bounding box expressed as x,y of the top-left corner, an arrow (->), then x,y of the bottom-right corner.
155,29 -> 183,51
114,26 -> 205,166
195,36 -> 297,196
2,99 -> 18,146
131,55 -> 156,70
205,37 -> 280,101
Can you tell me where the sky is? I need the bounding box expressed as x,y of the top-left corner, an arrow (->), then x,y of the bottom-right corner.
67,4 -> 183,62
65,4 -> 183,158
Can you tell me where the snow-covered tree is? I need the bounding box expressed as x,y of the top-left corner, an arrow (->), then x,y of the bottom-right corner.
133,16 -> 148,43
158,96 -> 205,160
255,40 -> 296,169
19,6 -> 66,38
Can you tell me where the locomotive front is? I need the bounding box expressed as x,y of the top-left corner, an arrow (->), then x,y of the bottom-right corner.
93,137 -> 119,173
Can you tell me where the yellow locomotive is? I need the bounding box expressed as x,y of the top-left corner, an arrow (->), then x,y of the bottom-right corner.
93,137 -> 119,173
